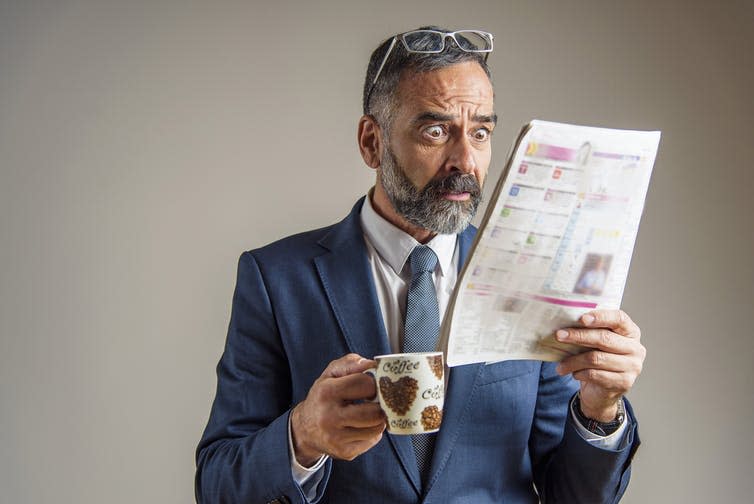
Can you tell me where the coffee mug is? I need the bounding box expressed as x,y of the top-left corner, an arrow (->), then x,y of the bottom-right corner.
365,352 -> 445,435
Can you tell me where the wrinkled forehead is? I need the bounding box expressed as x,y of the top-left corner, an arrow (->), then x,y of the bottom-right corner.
395,62 -> 495,114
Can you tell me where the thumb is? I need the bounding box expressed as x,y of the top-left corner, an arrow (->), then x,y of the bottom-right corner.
325,353 -> 376,378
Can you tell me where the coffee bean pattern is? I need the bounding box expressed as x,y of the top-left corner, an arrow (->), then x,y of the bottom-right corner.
379,376 -> 418,416
421,405 -> 443,431
427,355 -> 443,380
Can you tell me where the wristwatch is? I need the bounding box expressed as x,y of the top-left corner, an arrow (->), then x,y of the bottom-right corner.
572,393 -> 626,436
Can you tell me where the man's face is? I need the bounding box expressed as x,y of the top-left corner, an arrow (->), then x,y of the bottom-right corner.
378,61 -> 495,235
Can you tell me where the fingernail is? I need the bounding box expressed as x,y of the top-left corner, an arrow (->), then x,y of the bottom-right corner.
582,314 -> 595,326
556,330 -> 568,341
556,364 -> 564,375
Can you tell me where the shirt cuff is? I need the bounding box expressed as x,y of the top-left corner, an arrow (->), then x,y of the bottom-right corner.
569,397 -> 630,450
288,414 -> 329,496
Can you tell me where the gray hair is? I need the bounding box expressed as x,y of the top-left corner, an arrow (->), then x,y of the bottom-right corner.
362,26 -> 493,132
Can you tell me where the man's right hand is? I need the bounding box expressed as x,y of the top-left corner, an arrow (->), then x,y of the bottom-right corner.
290,354 -> 386,466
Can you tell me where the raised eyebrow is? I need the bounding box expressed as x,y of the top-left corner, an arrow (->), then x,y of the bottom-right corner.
412,112 -> 455,125
474,113 -> 498,125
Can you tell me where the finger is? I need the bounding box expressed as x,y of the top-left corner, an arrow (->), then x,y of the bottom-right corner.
332,428 -> 386,461
556,327 -> 636,354
323,420 -> 385,449
580,309 -> 640,338
324,354 -> 377,378
557,350 -> 637,376
340,402 -> 386,429
318,423 -> 385,461
572,369 -> 636,392
344,424 -> 386,443
330,372 -> 379,402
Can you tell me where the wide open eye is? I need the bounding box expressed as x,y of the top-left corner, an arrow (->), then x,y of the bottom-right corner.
472,128 -> 491,142
423,125 -> 446,140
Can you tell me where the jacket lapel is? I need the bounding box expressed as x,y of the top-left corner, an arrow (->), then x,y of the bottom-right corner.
314,198 -> 391,360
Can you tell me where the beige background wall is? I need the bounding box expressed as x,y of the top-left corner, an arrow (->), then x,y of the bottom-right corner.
2,1 -> 752,502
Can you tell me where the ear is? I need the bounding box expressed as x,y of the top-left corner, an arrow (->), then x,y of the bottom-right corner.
357,115 -> 383,169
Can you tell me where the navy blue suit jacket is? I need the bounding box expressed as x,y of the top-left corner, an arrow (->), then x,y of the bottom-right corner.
196,198 -> 639,503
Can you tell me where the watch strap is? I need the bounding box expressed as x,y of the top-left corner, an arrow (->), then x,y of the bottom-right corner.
571,393 -> 626,436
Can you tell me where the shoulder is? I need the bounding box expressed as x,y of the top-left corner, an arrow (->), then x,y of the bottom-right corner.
247,224 -> 336,264
243,197 -> 366,267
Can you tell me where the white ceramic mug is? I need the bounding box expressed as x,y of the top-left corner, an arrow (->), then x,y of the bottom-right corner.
365,352 -> 445,435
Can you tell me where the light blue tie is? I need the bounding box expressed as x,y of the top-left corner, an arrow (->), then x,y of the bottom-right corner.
403,245 -> 439,486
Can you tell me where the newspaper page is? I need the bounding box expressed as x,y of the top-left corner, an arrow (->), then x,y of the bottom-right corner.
440,120 -> 661,367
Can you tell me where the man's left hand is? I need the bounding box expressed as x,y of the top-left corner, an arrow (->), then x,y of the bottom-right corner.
555,309 -> 645,422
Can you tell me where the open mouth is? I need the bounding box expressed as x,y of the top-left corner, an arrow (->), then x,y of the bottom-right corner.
433,173 -> 480,202
442,191 -> 471,201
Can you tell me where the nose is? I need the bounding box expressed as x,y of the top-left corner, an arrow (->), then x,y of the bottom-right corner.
446,135 -> 476,175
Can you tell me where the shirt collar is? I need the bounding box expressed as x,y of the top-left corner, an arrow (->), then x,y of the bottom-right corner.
360,190 -> 457,277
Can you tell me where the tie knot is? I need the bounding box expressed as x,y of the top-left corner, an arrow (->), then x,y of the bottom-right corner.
410,246 -> 438,276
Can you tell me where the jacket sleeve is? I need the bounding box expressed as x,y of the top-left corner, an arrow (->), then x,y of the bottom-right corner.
195,252 -> 332,504
530,362 -> 640,503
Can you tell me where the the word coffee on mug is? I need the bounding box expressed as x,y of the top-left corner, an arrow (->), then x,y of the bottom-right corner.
366,352 -> 445,435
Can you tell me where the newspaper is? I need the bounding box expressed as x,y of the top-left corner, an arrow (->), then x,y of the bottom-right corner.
439,120 -> 661,367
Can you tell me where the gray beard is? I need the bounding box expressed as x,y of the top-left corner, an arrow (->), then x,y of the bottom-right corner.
379,147 -> 483,235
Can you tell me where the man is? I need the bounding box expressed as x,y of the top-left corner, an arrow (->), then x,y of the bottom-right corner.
196,27 -> 644,504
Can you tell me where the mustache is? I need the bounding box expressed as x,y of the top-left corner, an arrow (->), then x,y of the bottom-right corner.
424,173 -> 482,196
